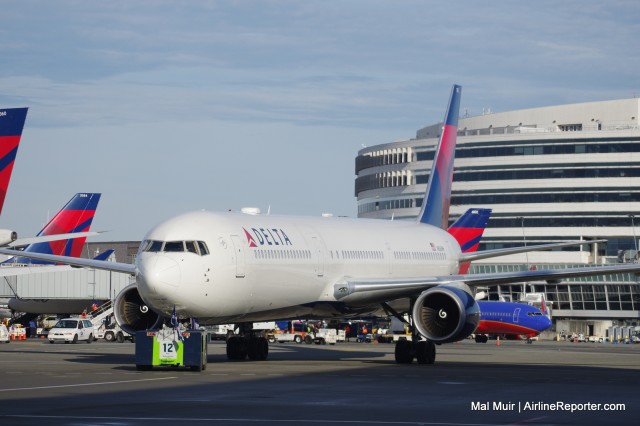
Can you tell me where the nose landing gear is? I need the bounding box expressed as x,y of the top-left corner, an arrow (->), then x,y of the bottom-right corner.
226,323 -> 269,361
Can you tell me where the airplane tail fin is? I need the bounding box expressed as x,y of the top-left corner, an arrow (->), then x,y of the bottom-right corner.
0,108 -> 29,216
447,208 -> 491,274
4,193 -> 101,264
417,85 -> 461,229
447,208 -> 492,253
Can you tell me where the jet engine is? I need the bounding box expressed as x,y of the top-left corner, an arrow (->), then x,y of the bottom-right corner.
412,286 -> 480,344
0,229 -> 18,246
114,283 -> 164,335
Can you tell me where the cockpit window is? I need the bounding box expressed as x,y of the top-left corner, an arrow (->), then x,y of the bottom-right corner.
197,241 -> 210,256
142,240 -> 163,252
141,239 -> 210,256
185,241 -> 198,254
164,241 -> 185,252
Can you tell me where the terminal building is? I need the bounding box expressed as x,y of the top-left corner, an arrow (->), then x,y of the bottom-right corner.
355,97 -> 640,336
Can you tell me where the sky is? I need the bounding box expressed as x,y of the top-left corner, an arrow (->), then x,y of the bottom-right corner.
1,0 -> 639,241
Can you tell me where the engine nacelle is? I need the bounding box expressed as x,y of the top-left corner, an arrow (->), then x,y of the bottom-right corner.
114,283 -> 164,335
0,229 -> 18,246
412,286 -> 480,344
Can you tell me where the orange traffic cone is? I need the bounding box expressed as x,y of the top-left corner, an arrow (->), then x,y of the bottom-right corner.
496,336 -> 501,346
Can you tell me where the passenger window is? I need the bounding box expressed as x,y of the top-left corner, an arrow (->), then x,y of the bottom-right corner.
164,241 -> 184,252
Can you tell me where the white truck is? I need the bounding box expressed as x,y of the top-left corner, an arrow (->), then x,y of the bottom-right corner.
94,322 -> 134,343
209,322 -> 276,341
312,328 -> 337,345
209,324 -> 235,341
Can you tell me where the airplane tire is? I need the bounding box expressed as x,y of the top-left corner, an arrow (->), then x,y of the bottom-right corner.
226,336 -> 248,361
415,341 -> 436,365
248,337 -> 269,361
394,339 -> 414,364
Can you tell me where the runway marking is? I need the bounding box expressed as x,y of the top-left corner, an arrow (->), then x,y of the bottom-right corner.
5,415 -> 498,425
0,376 -> 176,392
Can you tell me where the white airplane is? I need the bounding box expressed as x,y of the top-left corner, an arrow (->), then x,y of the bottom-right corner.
3,85 -> 640,365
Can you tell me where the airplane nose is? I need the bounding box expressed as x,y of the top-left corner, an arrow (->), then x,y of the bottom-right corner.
138,255 -> 181,293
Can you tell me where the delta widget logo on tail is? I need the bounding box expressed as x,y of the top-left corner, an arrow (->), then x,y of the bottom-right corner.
243,227 -> 293,248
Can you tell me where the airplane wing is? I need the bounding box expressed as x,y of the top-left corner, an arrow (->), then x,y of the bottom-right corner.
334,262 -> 640,305
459,240 -> 606,262
0,248 -> 135,274
7,231 -> 102,248
0,264 -> 73,277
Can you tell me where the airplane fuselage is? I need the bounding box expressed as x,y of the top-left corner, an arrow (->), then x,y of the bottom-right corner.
135,210 -> 461,323
475,301 -> 552,338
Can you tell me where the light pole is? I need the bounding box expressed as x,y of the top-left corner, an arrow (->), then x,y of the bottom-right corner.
518,216 -> 530,298
630,214 -> 638,262
518,216 -> 529,268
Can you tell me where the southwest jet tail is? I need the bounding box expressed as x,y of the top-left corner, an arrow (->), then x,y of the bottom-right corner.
448,209 -> 552,341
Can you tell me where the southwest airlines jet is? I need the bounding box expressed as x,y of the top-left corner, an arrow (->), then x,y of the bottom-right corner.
5,85 -> 640,366
447,209 -> 552,342
474,300 -> 551,343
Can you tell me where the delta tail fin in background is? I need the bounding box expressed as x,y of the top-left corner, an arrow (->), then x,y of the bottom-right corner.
0,108 -> 28,216
447,208 -> 492,274
3,193 -> 101,265
447,208 -> 492,253
417,85 -> 461,229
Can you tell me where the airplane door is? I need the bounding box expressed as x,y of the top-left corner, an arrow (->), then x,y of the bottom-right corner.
311,236 -> 324,277
230,235 -> 246,278
513,308 -> 521,323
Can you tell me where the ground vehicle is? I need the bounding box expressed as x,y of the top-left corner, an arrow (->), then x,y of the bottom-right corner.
209,324 -> 235,340
0,324 -> 9,343
312,328 -> 337,345
268,321 -> 315,344
94,322 -> 133,343
48,318 -> 94,344
37,315 -> 60,337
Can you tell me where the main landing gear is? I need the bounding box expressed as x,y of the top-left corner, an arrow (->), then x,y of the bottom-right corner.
394,338 -> 436,364
381,301 -> 437,365
226,323 -> 269,361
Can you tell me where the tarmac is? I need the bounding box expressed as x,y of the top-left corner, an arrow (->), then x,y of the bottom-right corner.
0,337 -> 638,425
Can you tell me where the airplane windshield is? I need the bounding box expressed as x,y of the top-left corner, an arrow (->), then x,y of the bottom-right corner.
141,239 -> 209,256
